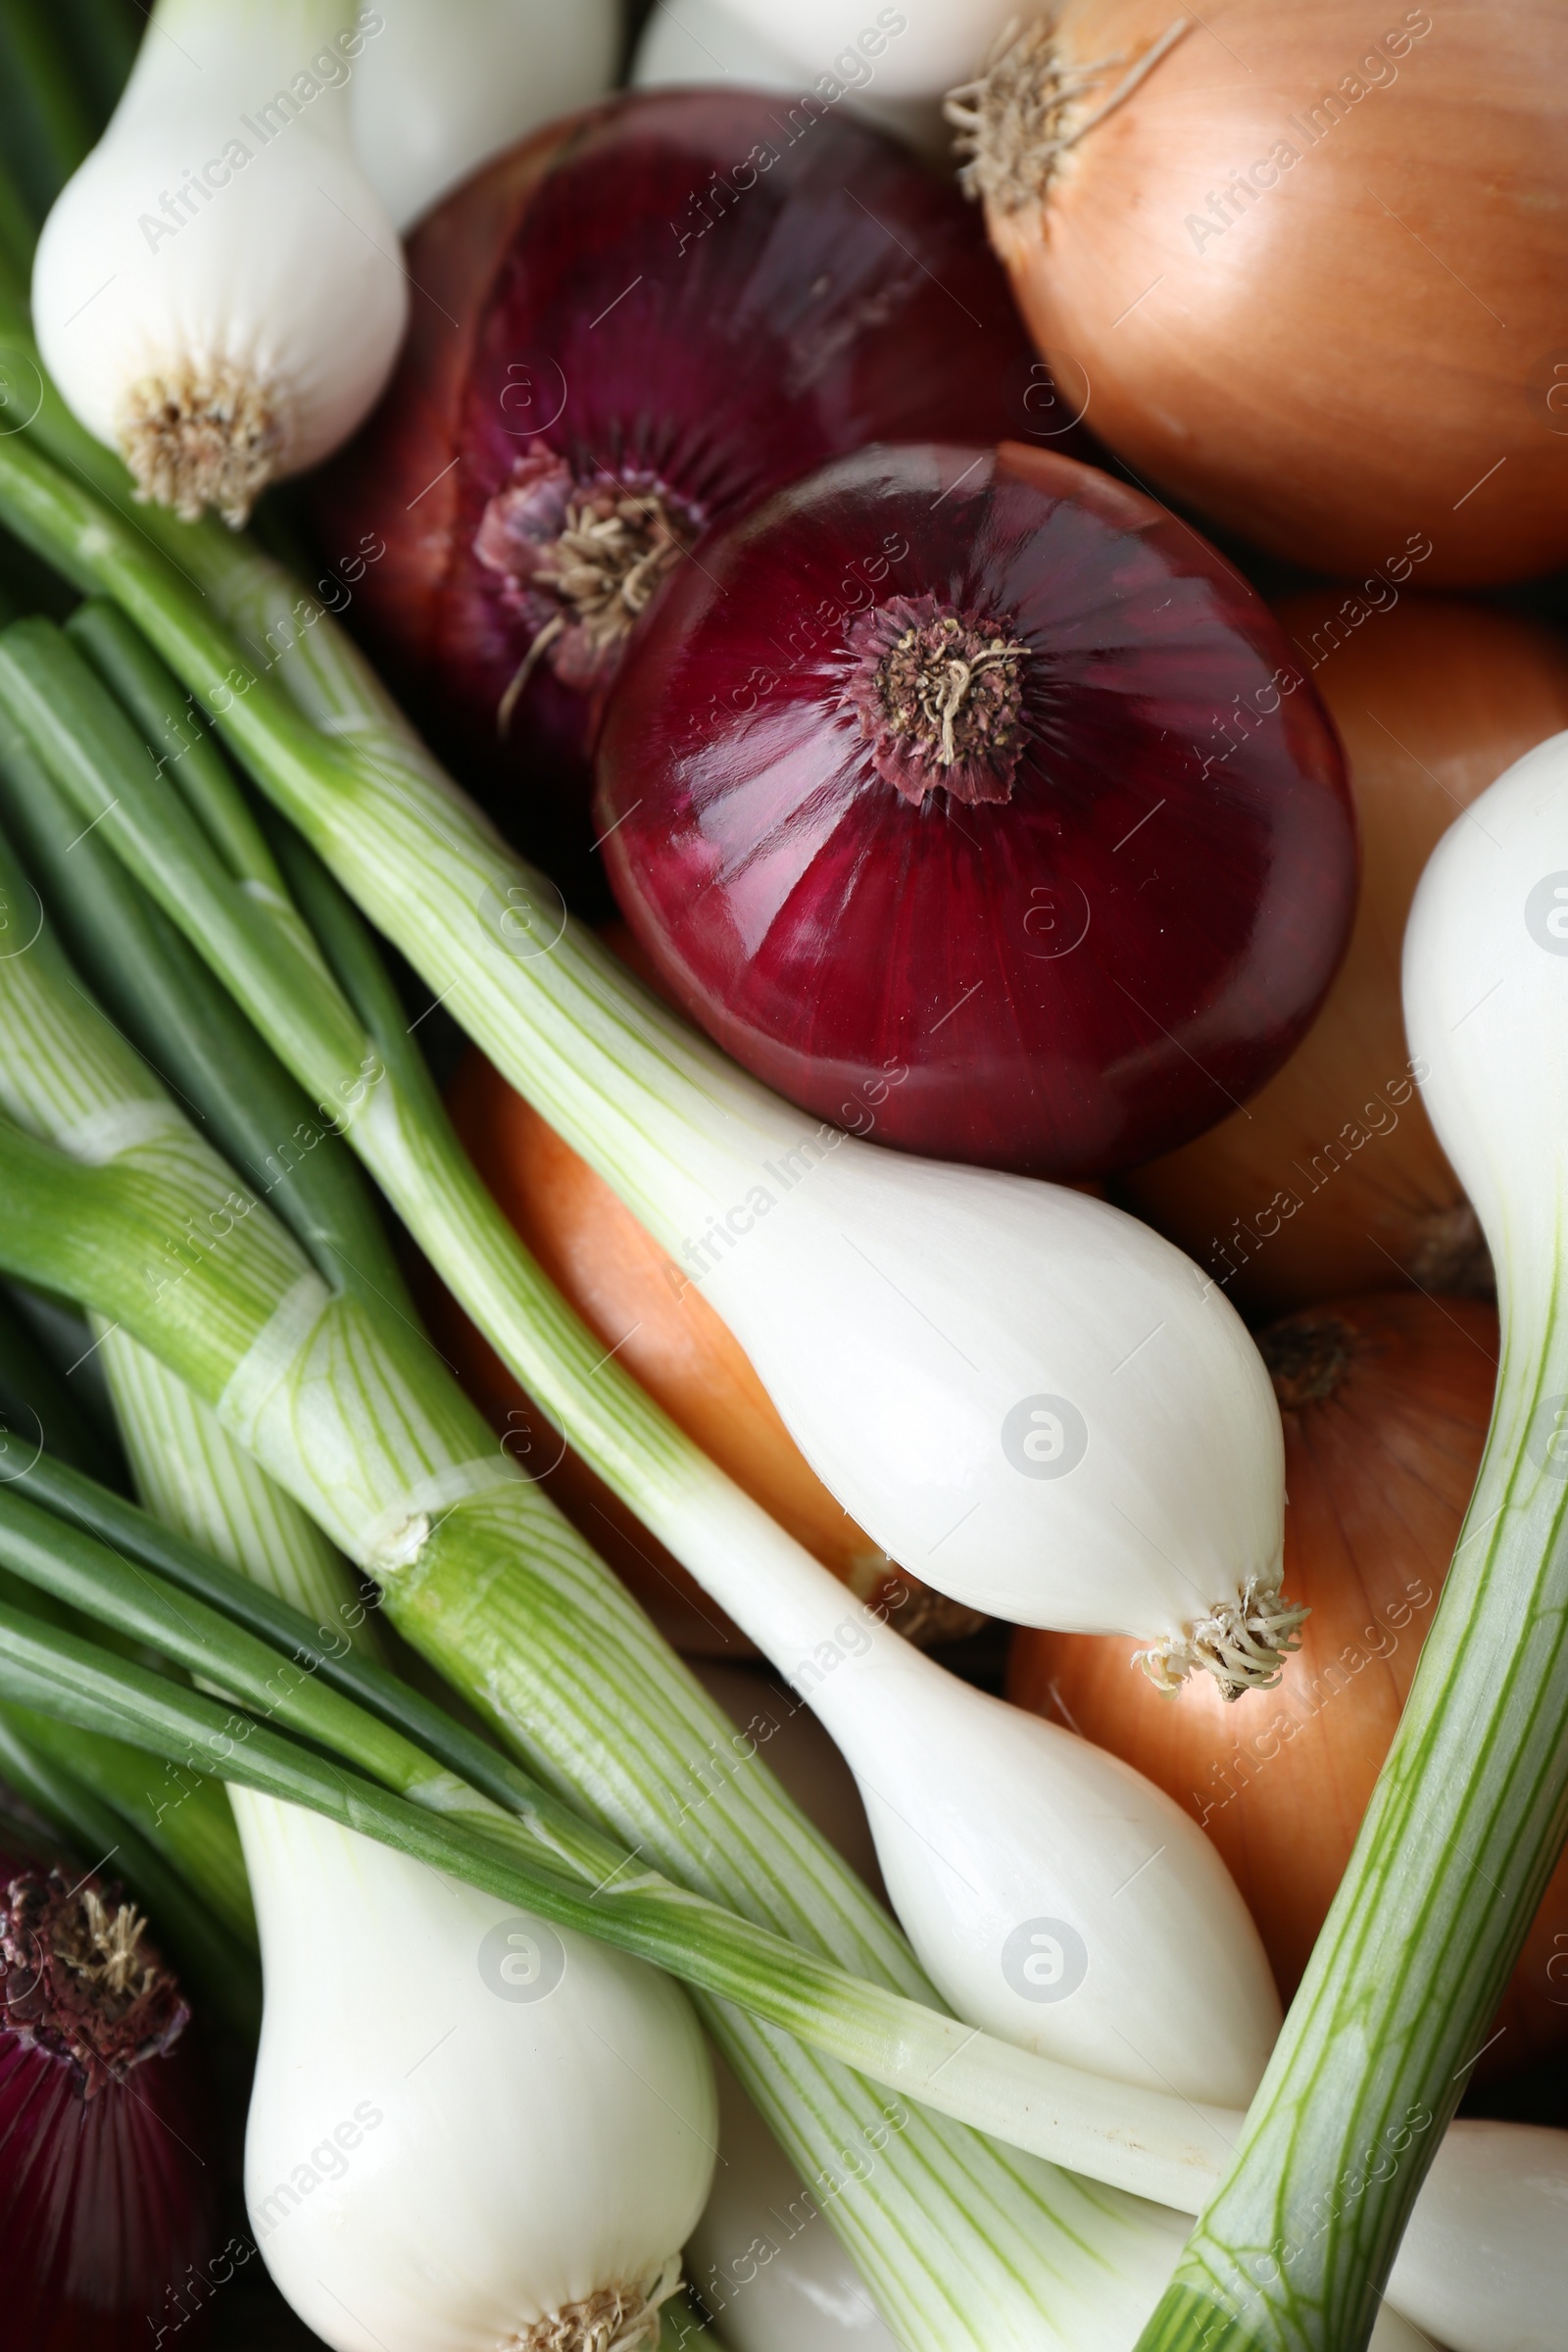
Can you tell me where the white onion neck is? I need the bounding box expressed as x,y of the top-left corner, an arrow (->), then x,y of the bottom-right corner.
117,0 -> 361,125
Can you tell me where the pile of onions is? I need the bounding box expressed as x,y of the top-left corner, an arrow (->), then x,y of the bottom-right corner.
1009,1290 -> 1568,2074
957,0 -> 1568,582
1119,592 -> 1568,1314
315,87 -> 1039,870
430,1023 -> 986,1655
593,439 -> 1356,1179
0,1848 -> 218,2347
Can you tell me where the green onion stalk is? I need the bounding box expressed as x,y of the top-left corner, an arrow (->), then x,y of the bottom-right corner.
0,1414 -> 1253,2223
0,1684 -> 257,1945
0,331 -> 1561,2352
0,584 -> 934,1721
0,0 -> 98,232
0,1680 -> 259,2033
0,799 -> 1198,2347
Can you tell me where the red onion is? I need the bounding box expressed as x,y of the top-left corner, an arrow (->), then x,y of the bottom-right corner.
0,1850 -> 219,2348
593,441 -> 1357,1180
313,90 -> 1046,869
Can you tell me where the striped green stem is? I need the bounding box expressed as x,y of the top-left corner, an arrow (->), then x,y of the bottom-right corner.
0,808 -> 1185,2351
4,1694 -> 257,1947
1130,1299 -> 1568,2352
0,1694 -> 259,2031
0,1443 -> 1247,2216
0,605 -> 884,1653
0,629 -> 417,1328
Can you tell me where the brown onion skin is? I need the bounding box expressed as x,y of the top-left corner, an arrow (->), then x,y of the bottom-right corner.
980,0 -> 1568,583
313,89 -> 1041,877
1116,592 -> 1568,1314
1008,1292 -> 1568,2077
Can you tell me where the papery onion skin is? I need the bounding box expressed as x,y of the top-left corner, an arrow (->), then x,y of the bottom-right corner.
1118,593 -> 1568,1313
1008,1292 -> 1568,2075
967,0 -> 1568,584
594,440 -> 1356,1180
313,88 -> 1042,870
0,1851 -> 220,2349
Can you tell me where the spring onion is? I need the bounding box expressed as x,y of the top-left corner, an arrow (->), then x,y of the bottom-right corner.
0,1416 -> 1248,2217
350,0 -> 618,229
0,787 -> 1213,2352
0,250 -> 1555,2352
0,416 -> 1303,1694
1119,737 -> 1568,2350
31,1 -> 406,522
0,604 -> 1288,2100
1,1417 -> 1547,2348
109,1329 -> 724,2352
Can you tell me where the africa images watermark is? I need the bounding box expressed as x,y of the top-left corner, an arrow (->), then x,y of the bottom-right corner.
135,9 -> 386,254
1189,1577 -> 1435,1830
1199,1056 -> 1429,1296
251,2101 -> 388,2240
662,1061 -> 910,1303
1182,9 -> 1434,259
668,8 -> 910,257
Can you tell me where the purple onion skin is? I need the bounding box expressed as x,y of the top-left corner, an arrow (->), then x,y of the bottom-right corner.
313,91 -> 1048,875
0,1854 -> 220,2350
594,443 -> 1358,1181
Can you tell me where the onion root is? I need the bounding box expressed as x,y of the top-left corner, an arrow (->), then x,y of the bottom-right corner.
508,2257 -> 683,2352
947,14 -> 1193,213
1137,1570 -> 1309,1701
116,357 -> 283,528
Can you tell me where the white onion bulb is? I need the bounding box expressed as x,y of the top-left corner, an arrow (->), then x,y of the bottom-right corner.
706,0 -> 1021,100
631,0 -> 950,163
239,1797 -> 716,2352
351,0 -> 619,230
33,1 -> 407,524
683,1137 -> 1291,1694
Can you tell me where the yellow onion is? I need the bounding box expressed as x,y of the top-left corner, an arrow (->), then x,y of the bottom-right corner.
1118,591 -> 1568,1315
1009,1290 -> 1568,2077
957,1 -> 1568,582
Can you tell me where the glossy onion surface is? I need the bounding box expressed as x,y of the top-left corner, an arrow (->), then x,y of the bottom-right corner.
1009,1290 -> 1568,2077
595,442 -> 1357,1179
314,89 -> 1043,871
977,0 -> 1568,584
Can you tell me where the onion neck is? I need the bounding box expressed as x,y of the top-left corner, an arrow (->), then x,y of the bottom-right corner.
947,16 -> 1194,215
0,1862 -> 189,2091
117,357 -> 283,527
1256,1312 -> 1355,1410
474,444 -> 700,729
845,594 -> 1029,808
